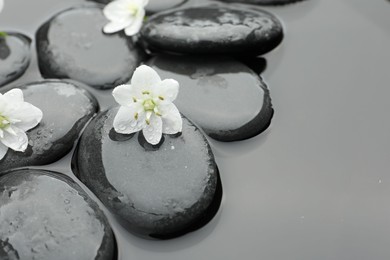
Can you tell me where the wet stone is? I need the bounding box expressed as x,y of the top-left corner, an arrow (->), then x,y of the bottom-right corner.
0,80 -> 98,174
0,33 -> 31,87
87,0 -> 188,14
219,0 -> 305,5
36,6 -> 146,89
140,3 -> 283,56
73,109 -> 222,239
0,169 -> 116,260
147,55 -> 274,141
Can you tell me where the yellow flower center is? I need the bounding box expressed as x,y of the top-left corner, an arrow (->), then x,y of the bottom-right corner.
143,99 -> 155,111
0,115 -> 10,129
127,3 -> 139,16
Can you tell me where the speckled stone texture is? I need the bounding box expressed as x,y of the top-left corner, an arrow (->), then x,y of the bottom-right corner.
0,33 -> 31,87
0,80 -> 98,174
140,3 -> 283,56
36,6 -> 146,89
147,55 -> 273,141
73,109 -> 222,239
0,169 -> 116,260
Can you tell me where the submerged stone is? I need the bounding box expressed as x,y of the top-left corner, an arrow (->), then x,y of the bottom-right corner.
147,55 -> 274,141
36,6 -> 146,89
74,109 -> 222,239
0,33 -> 31,87
0,80 -> 98,173
0,169 -> 115,260
140,3 -> 283,56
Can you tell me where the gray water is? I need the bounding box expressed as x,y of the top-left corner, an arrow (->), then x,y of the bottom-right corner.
1,0 -> 390,259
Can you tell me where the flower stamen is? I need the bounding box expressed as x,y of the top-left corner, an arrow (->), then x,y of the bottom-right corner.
0,115 -> 10,129
127,3 -> 139,16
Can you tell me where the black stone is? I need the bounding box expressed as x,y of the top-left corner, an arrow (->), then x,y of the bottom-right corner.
147,55 -> 273,141
73,109 -> 222,239
87,0 -> 188,14
0,80 -> 98,173
219,0 -> 305,5
0,169 -> 116,260
0,33 -> 31,87
140,3 -> 283,56
36,6 -> 146,90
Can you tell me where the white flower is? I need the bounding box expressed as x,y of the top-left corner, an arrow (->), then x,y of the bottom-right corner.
112,65 -> 182,145
0,89 -> 43,160
103,0 -> 148,36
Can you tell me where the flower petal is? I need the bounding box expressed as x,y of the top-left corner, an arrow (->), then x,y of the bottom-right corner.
103,0 -> 134,21
103,20 -> 133,34
155,79 -> 179,102
113,105 -> 145,134
7,102 -> 43,132
0,0 -> 3,13
124,9 -> 145,36
143,115 -> 162,145
160,103 -> 182,134
142,0 -> 149,7
4,89 -> 24,104
0,142 -> 8,161
131,65 -> 161,92
112,84 -> 139,106
1,127 -> 28,152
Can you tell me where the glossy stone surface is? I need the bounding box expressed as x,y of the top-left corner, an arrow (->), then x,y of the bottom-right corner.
36,6 -> 146,89
0,33 -> 31,87
0,169 -> 115,260
88,0 -> 188,14
140,3 -> 283,56
74,109 -> 222,239
147,55 -> 273,141
0,80 -> 98,173
219,0 -> 304,5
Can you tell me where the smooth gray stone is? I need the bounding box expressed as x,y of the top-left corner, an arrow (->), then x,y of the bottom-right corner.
0,169 -> 116,260
74,109 -> 222,239
0,80 -> 98,174
147,55 -> 273,141
140,3 -> 283,56
36,6 -> 146,89
218,0 -> 305,5
0,33 -> 31,87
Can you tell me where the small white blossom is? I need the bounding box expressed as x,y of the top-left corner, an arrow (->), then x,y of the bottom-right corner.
103,0 -> 148,36
112,65 -> 182,145
0,89 -> 43,160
